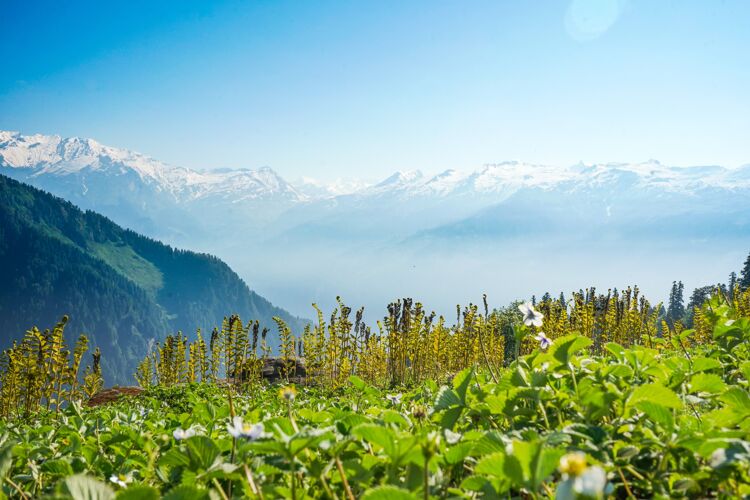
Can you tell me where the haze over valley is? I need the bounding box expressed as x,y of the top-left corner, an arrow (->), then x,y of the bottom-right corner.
2,130 -> 747,321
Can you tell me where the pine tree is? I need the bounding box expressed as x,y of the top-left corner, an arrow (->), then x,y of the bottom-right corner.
740,252 -> 750,290
667,281 -> 685,324
729,272 -> 738,299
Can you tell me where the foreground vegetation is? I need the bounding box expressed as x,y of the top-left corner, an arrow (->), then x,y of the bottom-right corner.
0,290 -> 749,498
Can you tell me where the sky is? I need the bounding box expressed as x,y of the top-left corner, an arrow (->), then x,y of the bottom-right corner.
1,0 -> 749,181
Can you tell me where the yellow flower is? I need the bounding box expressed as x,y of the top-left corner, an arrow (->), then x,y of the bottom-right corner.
559,452 -> 587,477
279,386 -> 297,402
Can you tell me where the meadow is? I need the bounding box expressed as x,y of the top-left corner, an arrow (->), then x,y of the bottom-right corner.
0,287 -> 749,498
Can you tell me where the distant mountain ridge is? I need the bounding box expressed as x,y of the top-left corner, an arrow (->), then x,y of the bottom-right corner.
0,173 -> 307,384
0,130 -> 303,202
3,130 -> 750,319
4,131 -> 749,208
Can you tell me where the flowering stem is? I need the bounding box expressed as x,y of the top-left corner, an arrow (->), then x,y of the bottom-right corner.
288,403 -> 299,433
423,453 -> 430,500
541,482 -> 554,497
335,456 -> 356,500
243,463 -> 265,500
537,400 -> 550,429
568,362 -> 580,400
616,467 -> 634,498
5,477 -> 29,500
211,478 -> 230,500
226,387 -> 236,499
290,457 -> 297,500
319,472 -> 339,500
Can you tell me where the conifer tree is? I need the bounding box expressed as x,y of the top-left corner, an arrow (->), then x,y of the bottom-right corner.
667,281 -> 685,324
729,271 -> 738,299
740,252 -> 750,290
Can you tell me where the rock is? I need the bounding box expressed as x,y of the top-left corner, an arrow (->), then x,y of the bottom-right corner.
87,386 -> 144,407
261,357 -> 306,383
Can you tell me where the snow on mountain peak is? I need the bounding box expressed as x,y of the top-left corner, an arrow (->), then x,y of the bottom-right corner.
0,131 -> 304,203
3,131 -> 749,207
376,170 -> 424,187
292,176 -> 373,198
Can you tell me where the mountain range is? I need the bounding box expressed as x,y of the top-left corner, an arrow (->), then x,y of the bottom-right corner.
2,130 -> 749,319
0,172 -> 306,384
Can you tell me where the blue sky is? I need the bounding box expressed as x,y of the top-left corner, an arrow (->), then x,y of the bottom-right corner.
1,0 -> 749,180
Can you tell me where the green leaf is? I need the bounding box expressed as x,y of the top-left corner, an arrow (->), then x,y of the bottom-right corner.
288,429 -> 333,456
0,442 -> 14,480
348,375 -> 366,390
472,432 -> 507,456
690,373 -> 726,394
379,409 -> 410,428
434,387 -> 461,411
637,401 -> 674,429
503,453 -> 525,488
507,440 -> 535,486
460,475 -> 490,492
475,452 -> 505,476
64,474 -> 115,500
162,485 -> 210,500
629,383 -> 682,410
116,486 -> 160,500
186,436 -> 221,470
485,394 -> 507,415
440,407 -> 464,430
41,458 -> 74,476
534,447 -> 565,489
158,448 -> 191,468
362,485 -> 417,500
352,424 -> 397,458
453,366 -> 475,404
444,442 -> 474,465
692,357 -> 722,373
551,334 -> 593,366
362,486 -> 416,500
672,478 -> 697,492
720,387 -> 750,412
605,342 -> 626,360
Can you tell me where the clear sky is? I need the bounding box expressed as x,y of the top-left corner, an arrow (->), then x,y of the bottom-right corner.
1,0 -> 749,180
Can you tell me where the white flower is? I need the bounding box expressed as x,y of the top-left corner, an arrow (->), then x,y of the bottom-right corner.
109,472 -> 133,488
559,452 -> 587,476
573,465 -> 607,498
534,332 -> 553,350
444,429 -> 462,445
556,461 -> 607,500
226,416 -> 264,440
173,427 -> 196,440
518,302 -> 544,327
710,447 -> 728,468
386,393 -> 402,405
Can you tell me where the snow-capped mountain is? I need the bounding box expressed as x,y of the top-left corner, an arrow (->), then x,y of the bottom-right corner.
0,131 -> 313,243
3,129 -> 750,248
346,160 -> 750,200
3,130 -> 749,210
2,129 -> 749,321
0,131 -> 304,203
291,176 -> 373,198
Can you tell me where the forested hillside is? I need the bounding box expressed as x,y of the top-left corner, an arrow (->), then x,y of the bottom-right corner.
0,174 -> 306,383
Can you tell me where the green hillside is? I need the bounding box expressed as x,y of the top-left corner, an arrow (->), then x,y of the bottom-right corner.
0,174 -> 307,384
